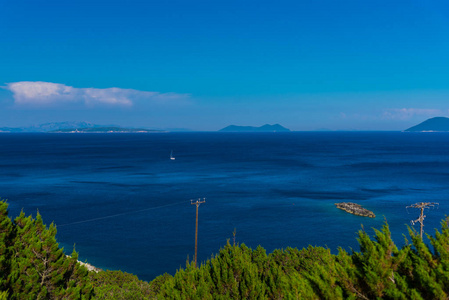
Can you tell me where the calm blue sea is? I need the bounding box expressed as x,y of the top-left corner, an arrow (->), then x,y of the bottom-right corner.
1,132 -> 449,281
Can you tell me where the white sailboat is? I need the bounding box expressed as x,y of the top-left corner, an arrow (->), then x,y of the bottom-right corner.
170,150 -> 175,160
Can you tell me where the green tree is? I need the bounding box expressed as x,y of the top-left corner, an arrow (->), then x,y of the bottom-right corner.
8,209 -> 94,299
90,270 -> 154,299
0,200 -> 13,293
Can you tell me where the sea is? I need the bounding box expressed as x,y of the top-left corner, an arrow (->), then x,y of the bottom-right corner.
1,131 -> 449,281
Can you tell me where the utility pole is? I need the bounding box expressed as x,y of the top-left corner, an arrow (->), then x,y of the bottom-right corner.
407,202 -> 439,239
191,198 -> 205,268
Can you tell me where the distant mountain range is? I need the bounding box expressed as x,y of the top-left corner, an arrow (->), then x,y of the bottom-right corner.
51,127 -> 163,133
405,117 -> 449,132
0,121 -> 96,132
0,122 -> 291,133
8,119 -> 449,133
0,122 -> 164,133
219,124 -> 290,132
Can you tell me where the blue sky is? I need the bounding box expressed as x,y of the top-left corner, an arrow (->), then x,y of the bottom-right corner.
1,0 -> 449,130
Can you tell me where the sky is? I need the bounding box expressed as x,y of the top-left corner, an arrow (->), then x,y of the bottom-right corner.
1,0 -> 449,131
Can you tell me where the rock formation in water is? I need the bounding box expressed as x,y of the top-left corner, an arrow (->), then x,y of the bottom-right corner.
335,202 -> 375,218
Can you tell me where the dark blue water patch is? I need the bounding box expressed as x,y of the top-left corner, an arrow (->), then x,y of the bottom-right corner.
359,187 -> 404,194
14,191 -> 54,198
95,165 -> 138,171
0,172 -> 23,178
417,172 -> 449,181
69,180 -> 156,189
131,172 -> 157,176
347,161 -> 449,169
0,164 -> 24,169
272,188 -> 389,201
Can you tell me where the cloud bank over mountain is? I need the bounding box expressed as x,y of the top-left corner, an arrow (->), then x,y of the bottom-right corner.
4,81 -> 189,108
382,108 -> 444,120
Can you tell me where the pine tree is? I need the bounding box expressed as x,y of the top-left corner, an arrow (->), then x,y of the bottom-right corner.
0,200 -> 14,299
400,223 -> 448,299
7,209 -> 94,299
0,200 -> 13,293
351,222 -> 408,299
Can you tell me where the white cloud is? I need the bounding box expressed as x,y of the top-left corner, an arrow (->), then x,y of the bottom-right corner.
4,81 -> 188,108
382,108 -> 443,120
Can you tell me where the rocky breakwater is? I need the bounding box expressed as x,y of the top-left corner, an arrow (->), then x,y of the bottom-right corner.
335,202 -> 375,218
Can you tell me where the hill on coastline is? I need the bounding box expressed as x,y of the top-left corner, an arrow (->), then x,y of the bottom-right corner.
0,122 -> 164,133
219,124 -> 290,132
0,121 -> 98,132
405,117 -> 449,132
50,127 -> 164,133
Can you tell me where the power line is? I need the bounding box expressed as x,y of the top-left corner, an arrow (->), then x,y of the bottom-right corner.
57,200 -> 187,228
191,198 -> 205,268
406,202 -> 439,239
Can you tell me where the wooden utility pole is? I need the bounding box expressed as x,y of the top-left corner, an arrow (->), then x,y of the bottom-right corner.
407,202 -> 438,238
191,198 -> 205,267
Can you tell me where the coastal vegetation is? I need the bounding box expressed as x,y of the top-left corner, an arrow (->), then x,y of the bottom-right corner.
1,199 -> 449,299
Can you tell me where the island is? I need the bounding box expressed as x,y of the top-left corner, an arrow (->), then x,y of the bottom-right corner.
219,124 -> 290,132
0,121 -> 167,133
405,117 -> 449,132
335,202 -> 375,218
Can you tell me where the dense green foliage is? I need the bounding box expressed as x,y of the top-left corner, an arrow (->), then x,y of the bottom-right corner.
89,270 -> 155,299
1,198 -> 449,299
155,220 -> 449,299
0,201 -> 94,299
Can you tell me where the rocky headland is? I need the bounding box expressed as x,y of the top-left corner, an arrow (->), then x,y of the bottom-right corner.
335,202 -> 375,218
405,117 -> 449,132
